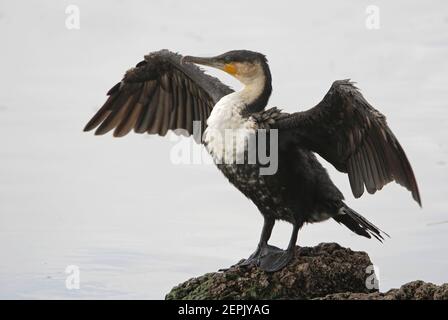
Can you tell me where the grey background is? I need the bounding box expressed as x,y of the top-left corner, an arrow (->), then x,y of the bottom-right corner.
0,0 -> 447,298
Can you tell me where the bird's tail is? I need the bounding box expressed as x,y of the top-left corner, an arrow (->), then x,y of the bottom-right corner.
333,203 -> 389,242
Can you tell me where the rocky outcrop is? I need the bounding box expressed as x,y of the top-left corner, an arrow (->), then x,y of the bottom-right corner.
165,243 -> 447,300
166,243 -> 377,300
319,281 -> 448,300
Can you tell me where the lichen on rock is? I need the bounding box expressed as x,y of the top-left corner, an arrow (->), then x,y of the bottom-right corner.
166,242 -> 448,300
165,242 -> 378,300
319,281 -> 448,300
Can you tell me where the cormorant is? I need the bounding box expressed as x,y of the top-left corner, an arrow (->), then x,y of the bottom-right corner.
84,49 -> 421,272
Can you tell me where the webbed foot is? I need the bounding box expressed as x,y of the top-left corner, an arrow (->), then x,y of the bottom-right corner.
220,244 -> 283,271
258,247 -> 295,272
238,244 -> 283,267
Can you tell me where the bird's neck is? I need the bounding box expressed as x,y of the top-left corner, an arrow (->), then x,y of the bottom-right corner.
237,65 -> 272,114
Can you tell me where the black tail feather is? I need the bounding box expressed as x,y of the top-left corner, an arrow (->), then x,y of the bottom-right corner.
333,204 -> 389,242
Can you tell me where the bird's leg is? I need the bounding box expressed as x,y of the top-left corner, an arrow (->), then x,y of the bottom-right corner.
258,222 -> 301,272
234,217 -> 279,267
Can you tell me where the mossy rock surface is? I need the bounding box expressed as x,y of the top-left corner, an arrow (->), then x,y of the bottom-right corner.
319,281 -> 448,300
166,242 -> 377,300
166,242 -> 448,300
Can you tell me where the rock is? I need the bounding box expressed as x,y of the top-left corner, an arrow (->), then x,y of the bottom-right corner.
166,242 -> 448,300
319,281 -> 448,300
165,242 -> 378,300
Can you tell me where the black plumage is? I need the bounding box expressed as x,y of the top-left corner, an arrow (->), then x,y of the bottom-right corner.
84,50 -> 232,137
274,80 -> 421,205
84,49 -> 421,272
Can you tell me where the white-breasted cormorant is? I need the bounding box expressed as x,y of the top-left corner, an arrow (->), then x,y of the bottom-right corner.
84,50 -> 421,272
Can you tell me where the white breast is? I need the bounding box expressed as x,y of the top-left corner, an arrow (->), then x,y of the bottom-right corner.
204,93 -> 256,164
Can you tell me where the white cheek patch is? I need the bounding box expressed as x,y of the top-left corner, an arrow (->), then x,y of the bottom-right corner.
234,62 -> 264,85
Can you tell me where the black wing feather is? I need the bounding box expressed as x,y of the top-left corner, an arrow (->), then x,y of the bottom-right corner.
275,80 -> 421,206
84,49 -> 233,141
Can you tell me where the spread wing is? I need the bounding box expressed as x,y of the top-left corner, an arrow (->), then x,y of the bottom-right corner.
84,49 -> 233,140
275,80 -> 421,205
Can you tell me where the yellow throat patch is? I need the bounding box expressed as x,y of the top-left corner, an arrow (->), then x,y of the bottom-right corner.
224,63 -> 237,75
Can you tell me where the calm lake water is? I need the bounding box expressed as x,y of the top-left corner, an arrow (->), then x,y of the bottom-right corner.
0,0 -> 447,299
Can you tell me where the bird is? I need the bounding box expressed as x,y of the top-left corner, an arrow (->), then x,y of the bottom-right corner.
84,49 -> 421,272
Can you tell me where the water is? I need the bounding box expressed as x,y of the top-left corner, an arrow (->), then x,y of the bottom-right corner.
0,0 -> 447,299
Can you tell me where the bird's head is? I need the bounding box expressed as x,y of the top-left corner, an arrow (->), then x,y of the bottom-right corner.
182,50 -> 270,86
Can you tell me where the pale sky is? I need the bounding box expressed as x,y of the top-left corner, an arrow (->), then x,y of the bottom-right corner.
0,0 -> 447,298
